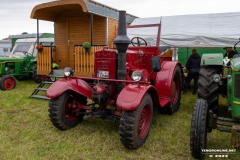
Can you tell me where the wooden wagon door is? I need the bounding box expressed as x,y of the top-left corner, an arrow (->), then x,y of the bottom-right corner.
67,16 -> 90,68
55,17 -> 68,68
55,13 -> 90,68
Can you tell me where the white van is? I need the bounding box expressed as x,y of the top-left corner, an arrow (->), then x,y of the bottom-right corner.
11,38 -> 54,57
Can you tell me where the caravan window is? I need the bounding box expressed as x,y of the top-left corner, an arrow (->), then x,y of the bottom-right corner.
3,48 -> 9,52
41,42 -> 52,46
13,44 -> 31,54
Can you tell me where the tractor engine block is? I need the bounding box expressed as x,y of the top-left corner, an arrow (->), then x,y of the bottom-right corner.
94,49 -> 117,79
92,83 -> 109,108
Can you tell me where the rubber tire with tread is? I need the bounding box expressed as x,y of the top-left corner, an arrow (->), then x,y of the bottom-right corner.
119,93 -> 153,150
48,91 -> 86,130
0,75 -> 16,90
198,66 -> 219,108
190,98 -> 208,159
167,65 -> 182,114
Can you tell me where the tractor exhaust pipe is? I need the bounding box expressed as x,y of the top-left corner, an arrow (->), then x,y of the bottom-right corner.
114,11 -> 130,80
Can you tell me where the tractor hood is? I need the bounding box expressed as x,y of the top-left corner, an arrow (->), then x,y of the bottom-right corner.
0,55 -> 26,62
231,57 -> 240,71
201,53 -> 223,66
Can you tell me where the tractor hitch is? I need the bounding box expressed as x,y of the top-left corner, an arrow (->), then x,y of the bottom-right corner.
232,125 -> 240,150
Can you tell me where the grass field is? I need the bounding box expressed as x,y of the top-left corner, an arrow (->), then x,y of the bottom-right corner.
0,80 -> 239,159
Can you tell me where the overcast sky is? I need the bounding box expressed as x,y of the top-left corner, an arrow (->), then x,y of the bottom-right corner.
1,0 -> 240,39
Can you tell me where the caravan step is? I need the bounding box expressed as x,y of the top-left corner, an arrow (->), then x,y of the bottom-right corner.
36,88 -> 48,91
30,70 -> 57,100
47,75 -> 64,78
42,81 -> 54,84
31,95 -> 50,100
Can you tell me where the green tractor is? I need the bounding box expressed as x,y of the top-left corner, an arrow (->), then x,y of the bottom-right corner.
0,38 -> 54,90
0,56 -> 37,90
190,40 -> 240,159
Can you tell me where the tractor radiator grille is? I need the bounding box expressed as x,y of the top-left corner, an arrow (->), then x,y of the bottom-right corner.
235,74 -> 240,99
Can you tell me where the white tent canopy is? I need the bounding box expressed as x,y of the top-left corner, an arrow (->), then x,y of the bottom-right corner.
127,12 -> 240,48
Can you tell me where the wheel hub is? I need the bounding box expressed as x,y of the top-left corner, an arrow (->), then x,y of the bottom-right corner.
138,105 -> 151,139
65,98 -> 78,122
4,78 -> 15,90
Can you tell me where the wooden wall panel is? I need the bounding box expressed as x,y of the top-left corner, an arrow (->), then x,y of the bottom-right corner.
92,15 -> 106,45
68,15 -> 90,68
108,18 -> 118,48
55,16 -> 68,68
55,10 -> 90,68
54,11 -> 122,68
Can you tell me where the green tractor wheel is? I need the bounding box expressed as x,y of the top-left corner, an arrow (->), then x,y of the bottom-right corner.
0,75 -> 17,90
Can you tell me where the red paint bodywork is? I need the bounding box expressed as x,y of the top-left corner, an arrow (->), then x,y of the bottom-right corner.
156,61 -> 181,107
47,22 -> 182,112
127,47 -> 160,75
47,46 -> 182,110
95,49 -> 117,79
47,78 -> 92,99
116,60 -> 181,110
116,84 -> 159,110
93,83 -> 107,94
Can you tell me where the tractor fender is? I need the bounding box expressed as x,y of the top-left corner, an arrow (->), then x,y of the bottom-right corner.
155,61 -> 183,103
46,78 -> 92,99
116,84 -> 159,111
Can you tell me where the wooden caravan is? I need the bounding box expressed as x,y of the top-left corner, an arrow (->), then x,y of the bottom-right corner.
31,0 -> 136,77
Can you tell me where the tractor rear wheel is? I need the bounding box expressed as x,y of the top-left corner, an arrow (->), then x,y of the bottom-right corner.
190,99 -> 208,159
119,93 -> 153,149
0,75 -> 16,90
198,66 -> 220,108
167,65 -> 182,114
48,91 -> 86,130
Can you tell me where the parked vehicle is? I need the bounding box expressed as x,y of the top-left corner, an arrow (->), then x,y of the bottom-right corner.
190,40 -> 240,159
0,40 -> 11,56
0,38 -> 54,90
11,38 -> 54,57
47,11 -> 183,149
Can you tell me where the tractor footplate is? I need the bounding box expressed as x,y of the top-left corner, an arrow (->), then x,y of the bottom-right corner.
232,125 -> 240,150
216,117 -> 239,132
217,120 -> 233,132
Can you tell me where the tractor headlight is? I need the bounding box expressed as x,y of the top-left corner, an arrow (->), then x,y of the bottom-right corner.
5,67 -> 9,72
64,67 -> 73,77
213,74 -> 221,82
131,70 -> 142,82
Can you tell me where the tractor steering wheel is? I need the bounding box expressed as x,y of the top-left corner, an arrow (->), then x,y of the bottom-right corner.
131,37 -> 147,46
234,38 -> 240,53
233,38 -> 240,58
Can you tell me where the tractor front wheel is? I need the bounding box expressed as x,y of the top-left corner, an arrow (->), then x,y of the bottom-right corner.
48,91 -> 86,130
0,75 -> 16,90
190,98 -> 208,159
119,93 -> 153,149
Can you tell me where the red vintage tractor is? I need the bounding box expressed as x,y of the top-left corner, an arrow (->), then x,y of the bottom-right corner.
46,11 -> 183,149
